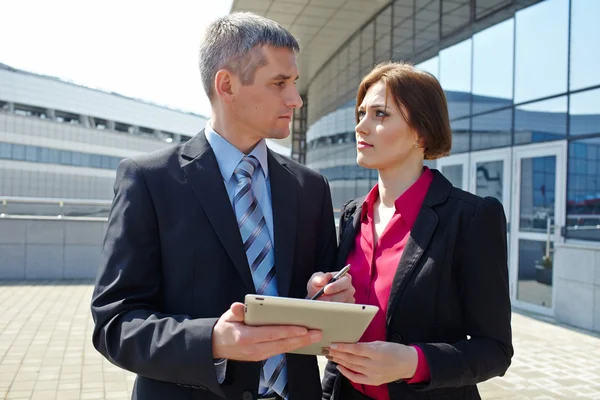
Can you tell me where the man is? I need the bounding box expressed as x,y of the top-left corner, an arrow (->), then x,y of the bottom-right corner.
91,12 -> 354,400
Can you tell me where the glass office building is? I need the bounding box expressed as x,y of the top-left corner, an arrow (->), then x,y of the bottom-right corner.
233,0 -> 600,331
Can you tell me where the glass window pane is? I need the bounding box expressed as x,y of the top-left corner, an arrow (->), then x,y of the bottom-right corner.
415,0 -> 439,52
80,152 -> 91,167
476,160 -> 504,203
72,152 -> 82,166
25,146 -> 37,162
472,19 -> 514,114
440,39 -> 472,119
0,142 -> 12,159
392,0 -> 414,60
515,96 -> 567,145
59,150 -> 72,165
567,138 -> 600,241
519,155 -> 556,234
360,22 -> 375,76
471,109 -> 512,150
91,154 -> 102,168
12,144 -> 25,160
375,5 -> 392,64
450,118 -> 470,153
570,0 -> 600,90
47,148 -> 59,164
514,0 -> 569,103
442,0 -> 470,36
570,88 -> 600,136
517,239 -> 553,307
441,164 -> 463,189
476,0 -> 512,19
415,56 -> 439,80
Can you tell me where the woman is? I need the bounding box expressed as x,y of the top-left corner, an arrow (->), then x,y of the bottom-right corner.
322,62 -> 513,400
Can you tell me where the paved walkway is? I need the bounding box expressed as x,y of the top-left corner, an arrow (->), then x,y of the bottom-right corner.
1,282 -> 600,399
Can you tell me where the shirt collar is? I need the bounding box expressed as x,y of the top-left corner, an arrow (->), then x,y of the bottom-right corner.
361,167 -> 434,228
204,120 -> 269,182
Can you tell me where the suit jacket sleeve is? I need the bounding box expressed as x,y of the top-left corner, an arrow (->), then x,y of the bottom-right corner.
410,197 -> 513,390
314,176 -> 337,274
91,158 -> 226,398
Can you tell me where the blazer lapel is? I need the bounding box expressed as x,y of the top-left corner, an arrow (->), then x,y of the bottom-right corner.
180,132 -> 255,293
385,208 -> 438,326
268,151 -> 297,297
386,170 -> 451,326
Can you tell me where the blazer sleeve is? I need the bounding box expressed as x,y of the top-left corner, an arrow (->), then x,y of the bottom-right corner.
411,196 -> 513,390
90,158 -> 226,398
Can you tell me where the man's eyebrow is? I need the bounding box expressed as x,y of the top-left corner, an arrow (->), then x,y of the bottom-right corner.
271,74 -> 299,81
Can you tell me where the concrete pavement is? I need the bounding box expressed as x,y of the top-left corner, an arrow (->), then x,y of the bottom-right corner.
1,282 -> 599,399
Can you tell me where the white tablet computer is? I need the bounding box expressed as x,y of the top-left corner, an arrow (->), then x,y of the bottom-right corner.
244,294 -> 378,355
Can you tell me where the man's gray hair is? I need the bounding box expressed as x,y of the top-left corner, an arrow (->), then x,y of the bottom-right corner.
199,12 -> 300,100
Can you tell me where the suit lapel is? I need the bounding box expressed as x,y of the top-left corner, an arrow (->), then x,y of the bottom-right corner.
268,151 -> 297,297
180,132 -> 255,293
268,150 -> 298,297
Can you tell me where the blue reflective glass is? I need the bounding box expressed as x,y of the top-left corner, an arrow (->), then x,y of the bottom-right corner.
570,88 -> 600,136
570,0 -> 600,90
567,137 -> 600,241
515,96 -> 567,144
472,19 -> 514,114
514,0 -> 569,103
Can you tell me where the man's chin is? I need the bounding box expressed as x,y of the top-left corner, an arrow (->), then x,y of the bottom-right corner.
267,129 -> 291,140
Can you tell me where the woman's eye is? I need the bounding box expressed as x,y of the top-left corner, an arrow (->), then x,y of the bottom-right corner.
357,111 -> 366,119
375,110 -> 387,117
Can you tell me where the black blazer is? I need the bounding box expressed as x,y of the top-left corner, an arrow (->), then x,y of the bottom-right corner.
91,131 -> 337,400
323,170 -> 513,400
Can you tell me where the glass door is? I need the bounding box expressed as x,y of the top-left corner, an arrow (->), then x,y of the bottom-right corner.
510,142 -> 566,315
469,148 -> 511,217
436,153 -> 469,191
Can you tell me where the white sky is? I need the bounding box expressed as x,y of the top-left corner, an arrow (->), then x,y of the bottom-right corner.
0,0 -> 234,118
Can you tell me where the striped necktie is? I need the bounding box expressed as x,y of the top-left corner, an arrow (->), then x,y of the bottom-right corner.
233,155 -> 288,399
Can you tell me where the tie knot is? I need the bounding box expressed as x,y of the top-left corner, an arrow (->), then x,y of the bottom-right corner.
234,156 -> 259,183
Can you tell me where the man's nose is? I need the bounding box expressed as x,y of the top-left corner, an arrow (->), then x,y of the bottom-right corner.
286,87 -> 303,109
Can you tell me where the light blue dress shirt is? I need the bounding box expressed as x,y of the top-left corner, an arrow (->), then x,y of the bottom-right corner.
205,122 -> 277,394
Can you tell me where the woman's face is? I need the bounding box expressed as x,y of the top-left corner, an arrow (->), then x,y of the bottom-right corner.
355,80 -> 422,171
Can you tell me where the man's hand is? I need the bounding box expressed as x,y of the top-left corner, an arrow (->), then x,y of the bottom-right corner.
212,302 -> 322,361
307,271 -> 355,303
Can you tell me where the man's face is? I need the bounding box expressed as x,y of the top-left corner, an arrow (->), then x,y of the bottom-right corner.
230,46 -> 303,141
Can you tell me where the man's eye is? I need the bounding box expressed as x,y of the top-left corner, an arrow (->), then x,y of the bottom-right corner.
275,82 -> 285,87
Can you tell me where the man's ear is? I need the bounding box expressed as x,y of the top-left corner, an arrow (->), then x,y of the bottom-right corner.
214,69 -> 235,104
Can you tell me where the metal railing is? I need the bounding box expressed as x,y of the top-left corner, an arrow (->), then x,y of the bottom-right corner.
0,196 -> 112,221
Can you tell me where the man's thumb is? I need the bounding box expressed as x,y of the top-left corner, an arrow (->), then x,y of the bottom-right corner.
229,302 -> 246,322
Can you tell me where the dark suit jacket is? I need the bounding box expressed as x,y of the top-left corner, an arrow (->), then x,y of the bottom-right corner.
323,170 -> 513,400
91,131 -> 337,400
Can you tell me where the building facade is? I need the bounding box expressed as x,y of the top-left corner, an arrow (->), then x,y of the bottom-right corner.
0,62 -> 290,280
231,0 -> 600,332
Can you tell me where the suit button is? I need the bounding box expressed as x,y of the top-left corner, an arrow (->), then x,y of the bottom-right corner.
242,391 -> 253,400
391,333 -> 402,343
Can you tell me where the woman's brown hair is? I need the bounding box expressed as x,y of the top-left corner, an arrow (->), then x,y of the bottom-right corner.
356,62 -> 452,160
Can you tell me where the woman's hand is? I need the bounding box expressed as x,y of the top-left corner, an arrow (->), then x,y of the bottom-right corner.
325,341 -> 418,386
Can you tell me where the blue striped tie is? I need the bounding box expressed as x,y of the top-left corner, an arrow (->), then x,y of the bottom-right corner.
233,156 -> 288,400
